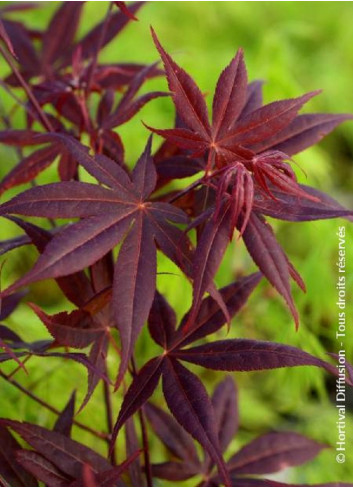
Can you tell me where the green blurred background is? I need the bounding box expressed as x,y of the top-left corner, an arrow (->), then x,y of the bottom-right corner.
1,2 -> 353,485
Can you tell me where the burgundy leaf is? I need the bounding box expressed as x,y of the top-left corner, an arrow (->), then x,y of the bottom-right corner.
1,20 -> 39,76
42,134 -> 133,194
95,451 -> 142,486
254,185 -> 353,222
0,420 -> 112,479
16,450 -> 69,487
151,28 -> 211,138
212,376 -> 238,451
0,290 -> 26,321
80,332 -> 109,412
0,145 -> 61,195
42,2 -> 84,67
131,136 -> 156,200
241,212 -> 299,327
0,129 -> 42,146
227,91 -> 320,147
0,234 -> 31,256
148,291 -> 176,348
151,461 -> 199,482
113,215 -> 157,385
144,402 -> 199,465
7,216 -> 95,307
251,113 -> 353,155
175,339 -> 339,378
188,202 -> 232,327
53,392 -> 76,438
0,18 -> 17,58
71,3 -> 144,64
125,418 -> 144,487
0,426 -> 38,487
227,431 -> 327,475
212,49 -> 247,139
176,272 -> 262,348
239,81 -> 264,118
114,2 -> 138,21
162,358 -> 230,486
0,325 -> 22,343
111,356 -> 164,448
2,212 -> 134,296
0,182 -> 129,218
31,299 -> 101,349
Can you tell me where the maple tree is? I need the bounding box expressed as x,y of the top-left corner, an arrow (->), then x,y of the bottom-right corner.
0,2 -> 352,487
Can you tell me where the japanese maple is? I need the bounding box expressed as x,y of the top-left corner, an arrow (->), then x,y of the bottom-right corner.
0,2 -> 352,487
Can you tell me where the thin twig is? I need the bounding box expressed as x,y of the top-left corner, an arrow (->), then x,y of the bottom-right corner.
131,357 -> 153,487
0,44 -> 53,132
85,2 -> 113,97
167,177 -> 203,204
0,369 -> 109,441
103,358 -> 116,464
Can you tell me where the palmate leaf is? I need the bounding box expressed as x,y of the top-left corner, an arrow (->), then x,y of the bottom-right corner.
15,450 -> 70,487
0,136 -> 190,385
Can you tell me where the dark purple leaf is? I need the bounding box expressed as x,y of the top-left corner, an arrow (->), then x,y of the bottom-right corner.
212,49 -> 247,139
16,450 -> 69,487
148,291 -> 176,348
30,304 -> 103,349
1,420 -> 112,479
42,2 -> 84,67
80,332 -> 109,412
113,215 -> 157,385
175,339 -> 339,378
251,113 -> 353,155
0,145 -> 61,195
254,185 -> 353,222
151,28 -> 211,138
0,19 -> 17,58
239,81 -> 264,118
145,402 -> 199,465
228,431 -> 327,475
70,3 -> 144,64
242,212 -> 299,327
212,376 -> 238,451
42,134 -> 133,194
95,451 -> 142,486
2,212 -> 134,297
0,182 -> 129,219
0,426 -> 38,487
0,290 -> 26,321
151,461 -> 199,482
131,136 -> 156,200
176,272 -> 262,348
114,2 -> 138,21
111,356 -> 164,448
227,91 -> 320,147
53,391 -> 76,438
188,203 -> 232,328
125,418 -> 144,487
162,358 -> 230,485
